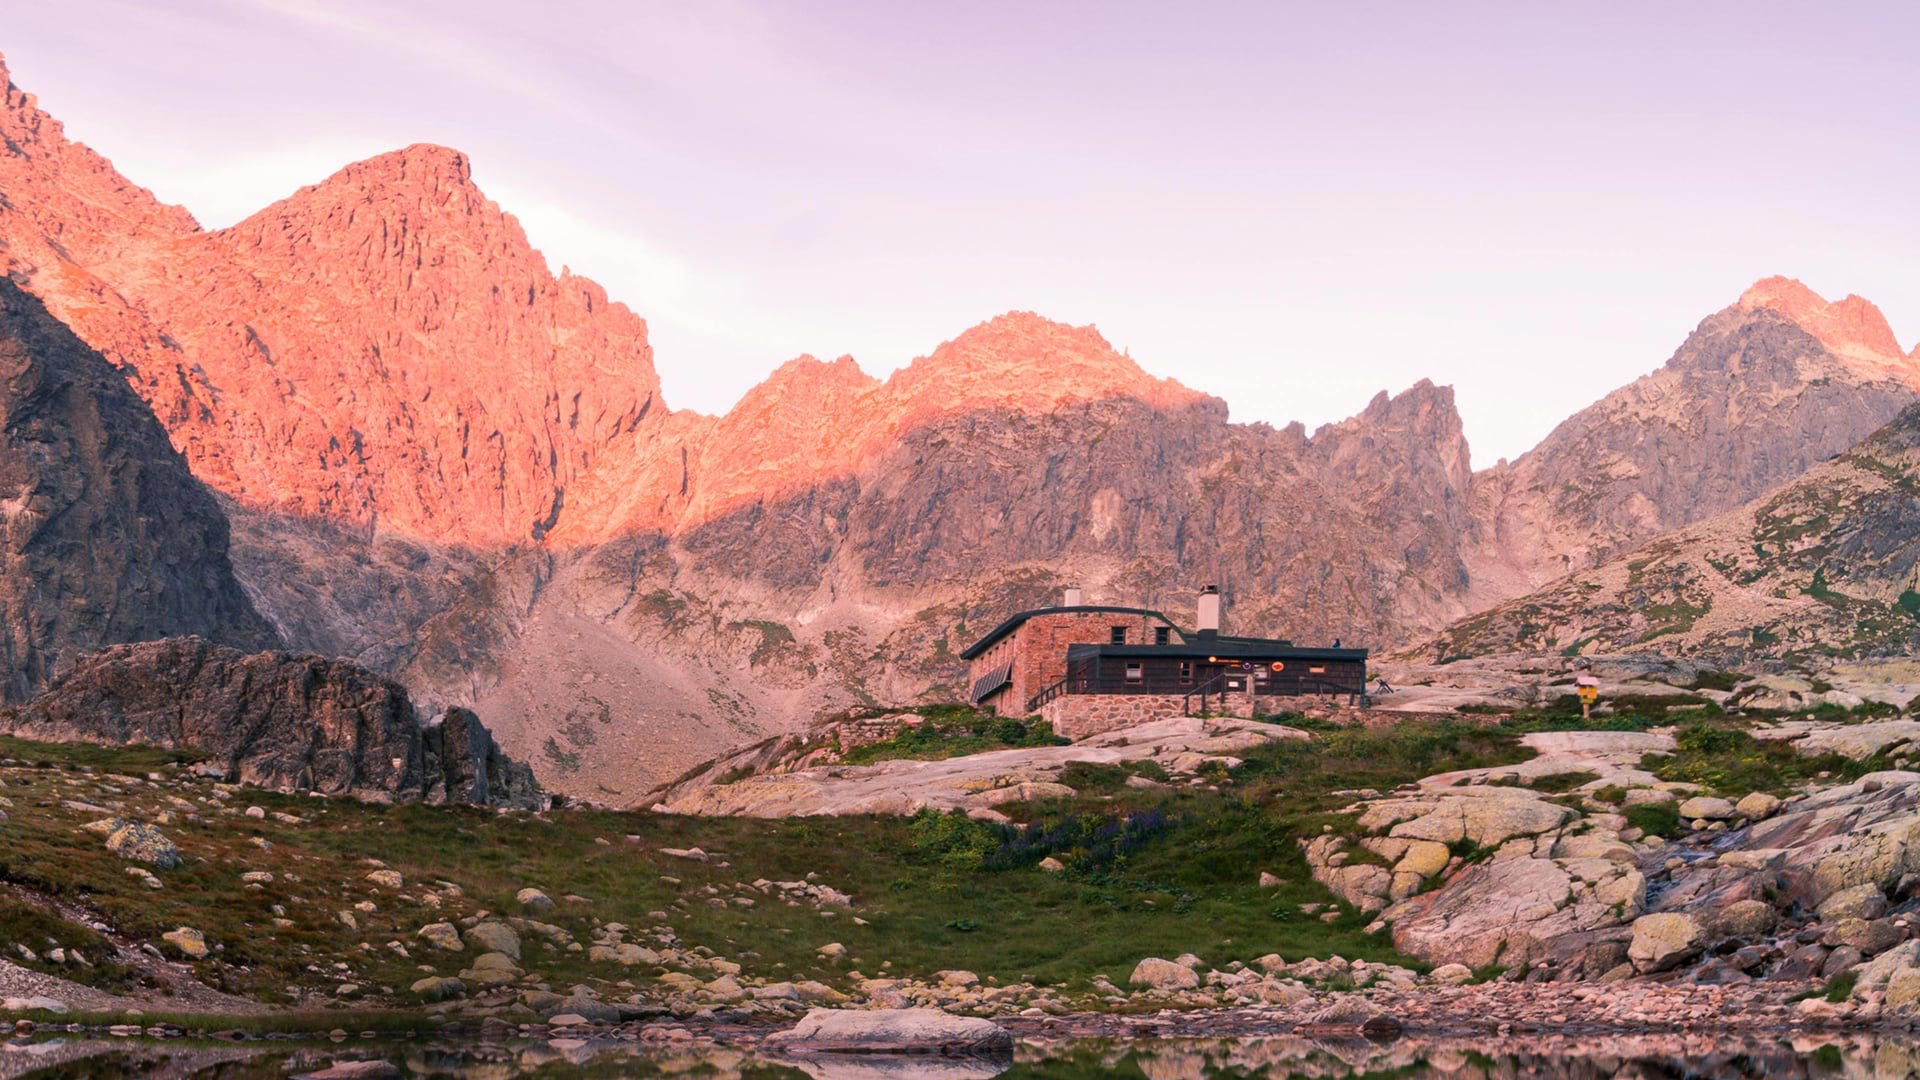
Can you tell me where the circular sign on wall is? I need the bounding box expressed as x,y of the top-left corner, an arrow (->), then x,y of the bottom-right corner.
1271,661 -> 1285,672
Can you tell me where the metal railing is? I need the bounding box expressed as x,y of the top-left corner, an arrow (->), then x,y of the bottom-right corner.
1026,677 -> 1070,712
1181,673 -> 1231,716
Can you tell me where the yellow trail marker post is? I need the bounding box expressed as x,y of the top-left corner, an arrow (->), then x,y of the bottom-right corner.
1576,675 -> 1600,721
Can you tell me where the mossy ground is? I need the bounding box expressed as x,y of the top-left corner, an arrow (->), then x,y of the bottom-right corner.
3,697 -> 1896,1018
0,715 -> 1541,1013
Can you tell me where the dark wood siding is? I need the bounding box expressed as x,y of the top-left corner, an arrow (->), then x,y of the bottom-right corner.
1060,655 -> 1365,698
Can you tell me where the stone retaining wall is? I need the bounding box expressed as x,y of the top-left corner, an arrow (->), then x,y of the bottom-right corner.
1040,692 -> 1253,740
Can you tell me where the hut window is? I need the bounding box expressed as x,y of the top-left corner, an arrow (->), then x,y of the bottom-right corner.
1178,661 -> 1194,683
1125,663 -> 1143,682
1110,626 -> 1127,644
1154,626 -> 1171,644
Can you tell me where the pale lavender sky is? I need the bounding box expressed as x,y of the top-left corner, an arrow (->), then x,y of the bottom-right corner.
5,1 -> 1915,463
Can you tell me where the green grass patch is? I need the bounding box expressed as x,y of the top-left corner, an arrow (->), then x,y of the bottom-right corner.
0,734 -> 202,773
1520,770 -> 1600,794
1057,760 -> 1169,793
840,706 -> 1069,765
0,890 -> 138,990
1687,669 -> 1742,693
1646,721 -> 1890,797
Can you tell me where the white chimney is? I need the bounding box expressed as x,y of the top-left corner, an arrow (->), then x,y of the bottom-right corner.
1062,586 -> 1084,607
1197,585 -> 1221,635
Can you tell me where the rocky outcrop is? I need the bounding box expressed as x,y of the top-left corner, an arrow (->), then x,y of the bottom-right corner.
649,715 -> 1302,818
1422,403 -> 1920,663
0,637 -> 541,807
1306,721 -> 1920,988
0,278 -> 275,703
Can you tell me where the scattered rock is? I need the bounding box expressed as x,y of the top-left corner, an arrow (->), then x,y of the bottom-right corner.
416,922 -> 463,952
0,996 -> 68,1014
515,887 -> 555,912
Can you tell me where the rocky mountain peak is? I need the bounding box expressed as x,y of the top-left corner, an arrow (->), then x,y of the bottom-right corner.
0,50 -> 200,271
1738,275 -> 1912,382
79,137 -> 673,546
885,310 -> 1213,418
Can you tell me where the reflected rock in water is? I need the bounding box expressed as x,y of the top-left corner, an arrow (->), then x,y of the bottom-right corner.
774,1052 -> 1011,1080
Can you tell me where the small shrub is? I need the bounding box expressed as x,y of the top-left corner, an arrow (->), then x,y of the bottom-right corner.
908,808 -> 1006,870
1688,669 -> 1742,693
1623,802 -> 1681,839
1523,770 -> 1600,794
711,765 -> 756,786
989,809 -> 1178,873
1447,838 -> 1493,864
841,709 -> 1069,765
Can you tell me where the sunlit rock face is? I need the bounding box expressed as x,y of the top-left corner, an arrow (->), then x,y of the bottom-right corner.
7,46 -> 1918,794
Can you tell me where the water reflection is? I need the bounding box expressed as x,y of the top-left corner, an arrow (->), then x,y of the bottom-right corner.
0,1031 -> 1900,1078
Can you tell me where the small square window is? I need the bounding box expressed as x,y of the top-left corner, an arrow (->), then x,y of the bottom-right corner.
1110,626 -> 1127,644
1125,663 -> 1143,681
1178,661 -> 1194,683
1154,626 -> 1171,645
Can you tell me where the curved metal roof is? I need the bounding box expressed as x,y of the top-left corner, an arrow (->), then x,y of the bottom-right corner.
957,605 -> 1180,659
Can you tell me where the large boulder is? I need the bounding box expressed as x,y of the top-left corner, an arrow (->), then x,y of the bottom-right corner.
104,821 -> 179,869
1628,913 -> 1704,973
463,922 -> 521,960
1677,796 -> 1737,822
765,1008 -> 1012,1054
1386,855 -> 1643,969
0,637 -> 542,808
1359,790 -> 1575,849
1818,884 -> 1889,923
1129,957 -> 1200,990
